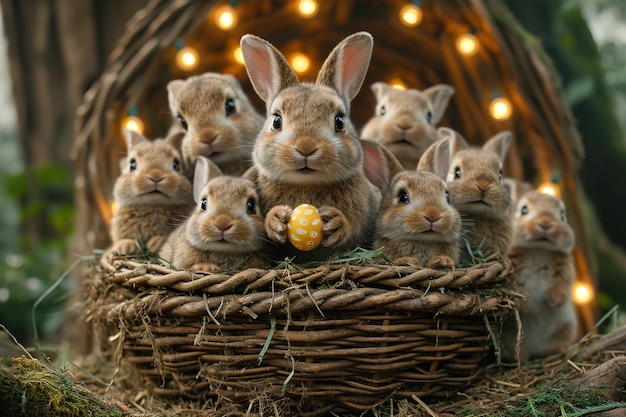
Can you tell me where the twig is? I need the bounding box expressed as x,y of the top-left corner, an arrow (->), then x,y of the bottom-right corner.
412,395 -> 438,417
0,324 -> 33,359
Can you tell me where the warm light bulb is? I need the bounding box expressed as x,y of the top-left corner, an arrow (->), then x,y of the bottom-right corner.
215,5 -> 237,30
176,47 -> 199,71
573,282 -> 594,305
121,115 -> 144,135
234,47 -> 244,65
489,97 -> 513,121
538,182 -> 560,196
297,0 -> 318,17
390,78 -> 407,90
291,53 -> 310,73
111,200 -> 119,215
399,4 -> 423,27
456,33 -> 479,56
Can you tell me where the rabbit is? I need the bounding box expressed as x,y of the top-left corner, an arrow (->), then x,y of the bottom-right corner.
239,32 -> 402,262
373,170 -> 462,269
167,72 -> 265,177
108,129 -> 194,255
419,127 -> 513,264
159,156 -> 270,272
500,190 -> 578,361
361,82 -> 455,169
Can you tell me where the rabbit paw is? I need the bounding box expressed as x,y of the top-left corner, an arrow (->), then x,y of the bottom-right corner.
427,255 -> 455,270
545,286 -> 568,308
266,205 -> 293,244
146,235 -> 167,253
189,262 -> 222,273
319,206 -> 349,247
111,238 -> 140,256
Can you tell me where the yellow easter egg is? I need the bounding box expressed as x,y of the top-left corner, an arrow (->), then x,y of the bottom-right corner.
287,204 -> 323,251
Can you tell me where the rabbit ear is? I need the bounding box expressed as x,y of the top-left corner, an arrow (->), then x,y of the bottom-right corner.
240,34 -> 299,104
423,84 -> 455,125
123,129 -> 146,151
438,127 -> 469,157
361,139 -> 404,195
371,82 -> 392,101
165,131 -> 184,153
431,137 -> 452,180
316,32 -> 373,107
483,131 -> 512,164
193,156 -> 223,202
167,79 -> 185,115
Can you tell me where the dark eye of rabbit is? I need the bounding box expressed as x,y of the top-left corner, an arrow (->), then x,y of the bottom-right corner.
130,159 -> 137,171
172,159 -> 180,171
426,111 -> 433,124
445,190 -> 450,204
200,198 -> 207,211
498,169 -> 503,184
379,105 -> 386,116
454,166 -> 461,179
177,115 -> 188,131
521,205 -> 529,215
398,190 -> 409,204
335,113 -> 345,132
272,114 -> 282,131
246,197 -> 256,214
225,98 -> 236,116
560,210 -> 566,222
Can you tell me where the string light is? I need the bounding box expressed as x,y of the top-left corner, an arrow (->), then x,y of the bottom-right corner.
297,0 -> 318,18
215,4 -> 238,30
174,39 -> 199,71
291,53 -> 310,73
489,92 -> 513,121
399,2 -> 423,27
111,200 -> 119,215
538,172 -> 561,196
573,281 -> 594,305
233,47 -> 244,65
389,78 -> 408,90
456,31 -> 479,56
121,106 -> 144,135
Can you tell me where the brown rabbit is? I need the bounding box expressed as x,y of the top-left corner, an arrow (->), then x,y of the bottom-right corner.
501,191 -> 578,361
420,127 -> 513,263
159,156 -> 269,272
167,72 -> 264,177
361,82 -> 454,169
373,170 -> 461,269
109,130 -> 194,254
239,32 -> 401,261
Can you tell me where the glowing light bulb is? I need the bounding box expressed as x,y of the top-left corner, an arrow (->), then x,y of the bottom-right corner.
489,97 -> 513,121
390,78 -> 407,90
291,53 -> 310,73
121,115 -> 144,135
538,182 -> 560,196
111,200 -> 119,215
234,47 -> 244,65
456,33 -> 479,56
215,5 -> 237,30
176,47 -> 199,71
573,282 -> 594,305
297,0 -> 318,17
399,4 -> 423,27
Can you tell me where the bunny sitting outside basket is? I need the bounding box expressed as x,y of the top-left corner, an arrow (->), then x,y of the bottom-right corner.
88,30 -> 578,415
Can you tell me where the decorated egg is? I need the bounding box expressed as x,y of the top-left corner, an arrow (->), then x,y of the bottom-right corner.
287,204 -> 323,251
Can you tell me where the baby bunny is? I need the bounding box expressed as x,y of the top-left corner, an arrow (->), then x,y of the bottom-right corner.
420,127 -> 513,263
373,170 -> 461,269
159,156 -> 269,272
240,32 -> 400,261
361,82 -> 454,169
167,72 -> 264,177
109,130 -> 194,254
501,191 -> 578,361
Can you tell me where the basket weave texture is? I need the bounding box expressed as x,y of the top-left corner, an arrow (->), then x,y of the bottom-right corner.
88,255 -> 519,414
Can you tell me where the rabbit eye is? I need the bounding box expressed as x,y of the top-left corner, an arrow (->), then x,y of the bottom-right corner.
426,111 -> 433,124
560,210 -> 566,222
521,205 -> 529,215
454,166 -> 461,179
172,159 -> 180,171
177,115 -> 188,131
445,190 -> 450,204
379,105 -> 386,116
225,98 -> 236,116
200,198 -> 207,211
246,197 -> 256,214
499,169 -> 503,184
335,113 -> 346,132
398,190 -> 409,204
129,159 -> 137,171
272,114 -> 282,131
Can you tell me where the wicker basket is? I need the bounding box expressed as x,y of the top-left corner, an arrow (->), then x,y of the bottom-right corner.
88,254 -> 519,414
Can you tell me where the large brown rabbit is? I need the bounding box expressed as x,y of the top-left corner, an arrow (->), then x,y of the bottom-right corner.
167,72 -> 264,177
109,130 -> 194,254
239,32 -> 401,261
361,82 -> 454,169
420,127 -> 513,263
501,191 -> 578,361
159,156 -> 269,272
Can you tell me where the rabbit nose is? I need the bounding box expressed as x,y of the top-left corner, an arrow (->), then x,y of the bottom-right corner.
197,128 -> 219,144
294,137 -> 318,157
424,209 -> 441,223
215,214 -> 233,231
538,221 -> 554,231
